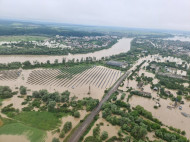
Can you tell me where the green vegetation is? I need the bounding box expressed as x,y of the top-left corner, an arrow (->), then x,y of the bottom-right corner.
0,86 -> 15,99
19,86 -> 27,95
52,137 -> 60,142
63,121 -> 72,133
100,93 -> 188,142
73,111 -> 80,118
101,131 -> 108,140
156,75 -> 189,93
0,36 -> 48,42
79,115 -> 99,141
12,111 -> 61,130
0,122 -> 46,142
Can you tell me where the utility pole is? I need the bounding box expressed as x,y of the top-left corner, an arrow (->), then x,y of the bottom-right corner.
88,85 -> 91,95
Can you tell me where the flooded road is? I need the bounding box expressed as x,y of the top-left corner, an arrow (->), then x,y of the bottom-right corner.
0,38 -> 132,64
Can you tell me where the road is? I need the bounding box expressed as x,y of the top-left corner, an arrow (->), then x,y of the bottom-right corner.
67,70 -> 132,142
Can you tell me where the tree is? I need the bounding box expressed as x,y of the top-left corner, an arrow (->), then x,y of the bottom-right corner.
63,121 -> 72,133
54,59 -> 58,64
61,90 -> 70,102
93,125 -> 100,139
176,95 -> 182,102
59,131 -> 65,138
0,86 -> 13,99
101,131 -> 108,140
32,91 -> 40,98
46,60 -> 50,64
84,136 -> 102,142
48,101 -> 56,111
131,125 -> 147,139
181,131 -> 186,135
39,89 -> 49,98
62,58 -> 66,64
121,93 -> 126,100
19,86 -> 27,95
23,61 -> 31,68
52,137 -> 60,142
73,111 -> 80,118
177,90 -> 183,95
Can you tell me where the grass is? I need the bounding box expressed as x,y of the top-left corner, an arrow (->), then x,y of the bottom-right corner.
0,36 -> 48,42
12,111 -> 61,130
0,122 -> 46,142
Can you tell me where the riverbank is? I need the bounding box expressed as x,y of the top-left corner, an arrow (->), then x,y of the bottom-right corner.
0,38 -> 132,64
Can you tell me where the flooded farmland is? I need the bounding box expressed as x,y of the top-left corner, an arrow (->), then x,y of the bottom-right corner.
0,38 -> 132,64
0,135 -> 30,142
0,66 -> 123,101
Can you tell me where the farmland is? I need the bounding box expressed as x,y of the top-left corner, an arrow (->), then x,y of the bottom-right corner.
0,66 -> 123,100
27,66 -> 122,89
0,36 -> 48,42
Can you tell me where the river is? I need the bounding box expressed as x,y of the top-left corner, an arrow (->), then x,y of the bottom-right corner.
0,38 -> 132,64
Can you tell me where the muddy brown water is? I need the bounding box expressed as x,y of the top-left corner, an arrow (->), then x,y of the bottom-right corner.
0,135 -> 30,142
0,38 -> 132,64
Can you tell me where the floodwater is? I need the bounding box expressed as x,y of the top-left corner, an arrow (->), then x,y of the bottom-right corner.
0,38 -> 132,64
46,110 -> 89,142
83,113 -> 120,141
0,66 -> 122,101
165,36 -> 190,42
0,135 -> 30,142
129,95 -> 190,138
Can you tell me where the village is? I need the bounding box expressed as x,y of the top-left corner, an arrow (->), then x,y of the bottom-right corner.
117,55 -> 190,139
0,35 -> 118,50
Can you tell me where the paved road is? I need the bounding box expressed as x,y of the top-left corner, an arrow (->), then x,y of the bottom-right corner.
67,70 -> 131,142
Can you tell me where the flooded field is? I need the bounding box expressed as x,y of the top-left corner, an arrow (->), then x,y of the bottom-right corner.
0,135 -> 30,142
83,113 -> 120,141
129,96 -> 190,138
0,38 -> 132,64
0,66 -> 123,101
46,110 -> 89,142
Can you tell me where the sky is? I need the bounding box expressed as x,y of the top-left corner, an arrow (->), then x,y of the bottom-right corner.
0,0 -> 190,31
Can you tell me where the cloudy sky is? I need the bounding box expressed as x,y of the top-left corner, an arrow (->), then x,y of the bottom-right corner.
0,0 -> 190,31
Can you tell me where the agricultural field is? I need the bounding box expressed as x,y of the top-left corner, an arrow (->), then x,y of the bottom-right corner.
27,66 -> 122,89
0,36 -> 48,42
0,66 -> 123,100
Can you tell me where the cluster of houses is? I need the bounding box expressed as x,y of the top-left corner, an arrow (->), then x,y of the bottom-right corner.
1,35 -> 118,50
53,35 -> 118,49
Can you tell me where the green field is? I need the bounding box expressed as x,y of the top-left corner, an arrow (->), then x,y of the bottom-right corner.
13,111 -> 61,130
0,36 -> 48,42
0,122 -> 46,142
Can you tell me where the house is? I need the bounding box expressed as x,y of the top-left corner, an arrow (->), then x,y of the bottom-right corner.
165,91 -> 173,96
106,60 -> 128,68
140,91 -> 152,97
150,64 -> 159,72
137,82 -> 143,89
153,87 -> 158,91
